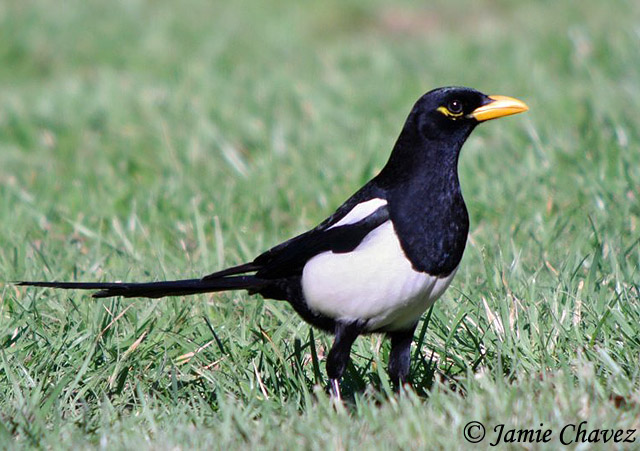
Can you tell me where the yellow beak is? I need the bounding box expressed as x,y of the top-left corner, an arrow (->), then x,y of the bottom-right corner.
471,95 -> 529,122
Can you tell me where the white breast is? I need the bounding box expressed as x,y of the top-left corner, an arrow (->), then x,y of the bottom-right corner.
301,219 -> 457,332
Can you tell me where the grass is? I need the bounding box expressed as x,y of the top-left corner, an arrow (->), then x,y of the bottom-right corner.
1,0 -> 639,448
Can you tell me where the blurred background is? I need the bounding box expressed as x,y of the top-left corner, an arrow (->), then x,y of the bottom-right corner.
1,0 -> 639,448
2,0 -> 638,277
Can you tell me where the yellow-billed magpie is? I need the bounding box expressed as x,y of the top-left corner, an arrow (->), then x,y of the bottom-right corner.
19,87 -> 528,398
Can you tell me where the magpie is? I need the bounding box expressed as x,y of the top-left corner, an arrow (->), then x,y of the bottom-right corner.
19,87 -> 528,398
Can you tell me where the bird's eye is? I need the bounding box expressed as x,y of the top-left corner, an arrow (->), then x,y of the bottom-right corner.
436,99 -> 465,119
448,100 -> 463,114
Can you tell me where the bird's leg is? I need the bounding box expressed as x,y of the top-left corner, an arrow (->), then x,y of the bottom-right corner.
387,324 -> 417,390
326,321 -> 362,399
329,378 -> 342,401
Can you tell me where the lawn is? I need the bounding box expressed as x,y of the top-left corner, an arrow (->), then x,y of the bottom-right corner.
1,0 -> 639,449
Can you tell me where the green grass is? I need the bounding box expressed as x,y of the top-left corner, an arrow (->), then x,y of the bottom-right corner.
1,0 -> 640,448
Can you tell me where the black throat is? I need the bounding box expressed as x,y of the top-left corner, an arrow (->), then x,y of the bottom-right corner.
373,122 -> 472,276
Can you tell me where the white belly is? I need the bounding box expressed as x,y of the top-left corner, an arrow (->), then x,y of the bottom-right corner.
301,220 -> 457,331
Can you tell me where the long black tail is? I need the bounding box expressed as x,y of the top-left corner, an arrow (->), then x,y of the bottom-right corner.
17,276 -> 265,299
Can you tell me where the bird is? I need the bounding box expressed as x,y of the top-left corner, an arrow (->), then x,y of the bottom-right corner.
19,86 -> 528,399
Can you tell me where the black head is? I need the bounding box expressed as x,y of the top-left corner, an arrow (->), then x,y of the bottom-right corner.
408,86 -> 528,143
377,86 -> 527,186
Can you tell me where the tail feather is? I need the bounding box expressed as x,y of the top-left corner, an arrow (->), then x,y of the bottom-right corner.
17,276 -> 264,299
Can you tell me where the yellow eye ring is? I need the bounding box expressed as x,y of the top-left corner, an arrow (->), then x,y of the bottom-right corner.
437,106 -> 464,118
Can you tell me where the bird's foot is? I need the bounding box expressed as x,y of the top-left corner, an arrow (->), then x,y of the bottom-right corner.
393,380 -> 413,394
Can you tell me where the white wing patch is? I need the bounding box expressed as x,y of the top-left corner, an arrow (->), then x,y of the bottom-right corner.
328,198 -> 388,229
302,219 -> 457,332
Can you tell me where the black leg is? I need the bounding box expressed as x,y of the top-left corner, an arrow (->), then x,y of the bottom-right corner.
326,321 -> 362,399
387,324 -> 417,389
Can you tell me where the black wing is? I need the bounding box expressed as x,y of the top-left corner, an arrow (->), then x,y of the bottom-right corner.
253,203 -> 388,278
202,182 -> 389,281
202,188 -> 388,281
